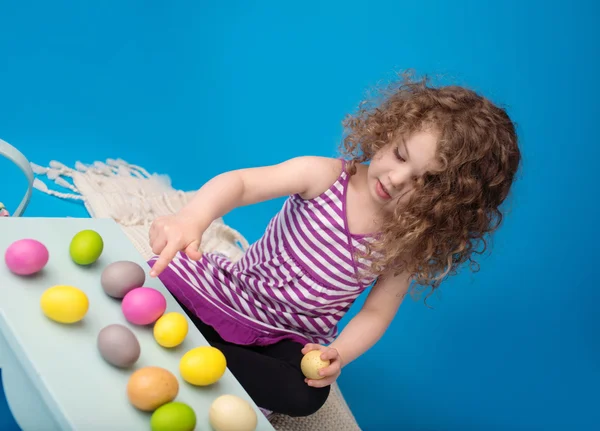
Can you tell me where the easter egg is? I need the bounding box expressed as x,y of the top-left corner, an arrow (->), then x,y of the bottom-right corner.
97,324 -> 141,368
40,285 -> 89,324
150,402 -> 197,431
69,229 -> 104,265
4,238 -> 49,275
101,260 -> 146,298
153,312 -> 188,348
127,366 -> 179,412
122,287 -> 167,325
209,394 -> 258,431
300,350 -> 330,380
179,346 -> 227,386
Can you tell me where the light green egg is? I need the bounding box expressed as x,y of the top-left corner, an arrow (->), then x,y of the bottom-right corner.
151,402 -> 197,431
69,230 -> 104,265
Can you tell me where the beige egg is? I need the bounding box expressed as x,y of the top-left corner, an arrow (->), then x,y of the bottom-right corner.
300,350 -> 330,380
209,394 -> 258,431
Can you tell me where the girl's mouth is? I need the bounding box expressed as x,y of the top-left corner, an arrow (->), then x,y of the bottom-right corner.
376,180 -> 392,200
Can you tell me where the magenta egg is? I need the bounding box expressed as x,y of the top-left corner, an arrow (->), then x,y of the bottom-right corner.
121,287 -> 167,325
4,238 -> 50,275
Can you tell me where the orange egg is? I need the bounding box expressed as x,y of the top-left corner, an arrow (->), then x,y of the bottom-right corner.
126,366 -> 179,412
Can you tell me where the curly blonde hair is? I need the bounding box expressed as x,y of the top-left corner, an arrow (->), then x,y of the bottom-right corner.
341,71 -> 521,299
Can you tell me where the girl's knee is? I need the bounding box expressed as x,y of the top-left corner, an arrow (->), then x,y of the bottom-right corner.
285,384 -> 331,417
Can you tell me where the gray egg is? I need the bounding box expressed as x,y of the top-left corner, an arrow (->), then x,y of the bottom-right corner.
101,260 -> 146,298
97,324 -> 141,368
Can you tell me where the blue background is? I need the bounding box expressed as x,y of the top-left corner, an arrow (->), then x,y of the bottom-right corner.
1,1 -> 598,430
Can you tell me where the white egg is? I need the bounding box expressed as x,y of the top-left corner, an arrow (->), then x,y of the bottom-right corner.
209,394 -> 258,431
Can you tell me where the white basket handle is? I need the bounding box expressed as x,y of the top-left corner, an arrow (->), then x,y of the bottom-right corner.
0,139 -> 34,217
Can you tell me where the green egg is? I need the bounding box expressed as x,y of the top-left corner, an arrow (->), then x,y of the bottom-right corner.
69,230 -> 104,265
151,402 -> 197,431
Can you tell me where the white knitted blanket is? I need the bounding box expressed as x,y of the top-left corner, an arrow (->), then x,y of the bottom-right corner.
31,158 -> 362,431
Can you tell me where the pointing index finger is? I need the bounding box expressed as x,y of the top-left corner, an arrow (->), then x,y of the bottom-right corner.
150,243 -> 179,277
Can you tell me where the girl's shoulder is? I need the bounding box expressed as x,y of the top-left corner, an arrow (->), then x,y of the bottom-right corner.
297,156 -> 348,200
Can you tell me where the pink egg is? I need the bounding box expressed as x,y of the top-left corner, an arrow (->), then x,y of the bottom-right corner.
121,287 -> 167,325
4,239 -> 50,275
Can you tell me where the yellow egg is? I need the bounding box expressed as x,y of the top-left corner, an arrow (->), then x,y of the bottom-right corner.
300,350 -> 330,380
179,346 -> 227,386
153,312 -> 189,348
40,285 -> 89,324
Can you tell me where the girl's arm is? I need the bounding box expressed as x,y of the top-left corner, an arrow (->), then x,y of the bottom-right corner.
150,156 -> 341,276
303,270 -> 411,387
178,156 -> 341,234
330,270 -> 411,366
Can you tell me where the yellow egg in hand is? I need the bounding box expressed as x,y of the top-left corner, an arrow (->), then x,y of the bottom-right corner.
179,346 -> 227,386
301,350 -> 330,380
40,285 -> 89,324
153,312 -> 189,348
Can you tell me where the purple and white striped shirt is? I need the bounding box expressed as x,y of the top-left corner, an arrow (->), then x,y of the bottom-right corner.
149,160 -> 378,346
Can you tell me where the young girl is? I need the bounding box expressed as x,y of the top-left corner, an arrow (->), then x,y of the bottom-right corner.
147,72 -> 521,418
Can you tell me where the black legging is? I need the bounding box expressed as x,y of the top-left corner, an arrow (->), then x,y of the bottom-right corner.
174,297 -> 331,417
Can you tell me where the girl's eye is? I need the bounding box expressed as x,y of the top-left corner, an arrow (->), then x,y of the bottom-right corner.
393,147 -> 406,162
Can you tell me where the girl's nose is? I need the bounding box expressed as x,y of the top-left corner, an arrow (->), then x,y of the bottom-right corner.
388,168 -> 411,190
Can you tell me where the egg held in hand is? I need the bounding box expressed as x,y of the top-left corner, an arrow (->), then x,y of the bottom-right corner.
300,350 -> 330,380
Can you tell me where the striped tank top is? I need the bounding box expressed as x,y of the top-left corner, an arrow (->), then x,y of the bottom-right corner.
149,160 -> 378,346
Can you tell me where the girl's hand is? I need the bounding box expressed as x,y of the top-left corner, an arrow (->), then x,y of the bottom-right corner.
149,213 -> 205,277
301,344 -> 343,388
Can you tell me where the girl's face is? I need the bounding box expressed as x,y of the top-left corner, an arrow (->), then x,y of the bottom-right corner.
367,129 -> 440,212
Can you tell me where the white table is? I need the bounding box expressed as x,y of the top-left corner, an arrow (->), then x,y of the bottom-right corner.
0,217 -> 274,431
